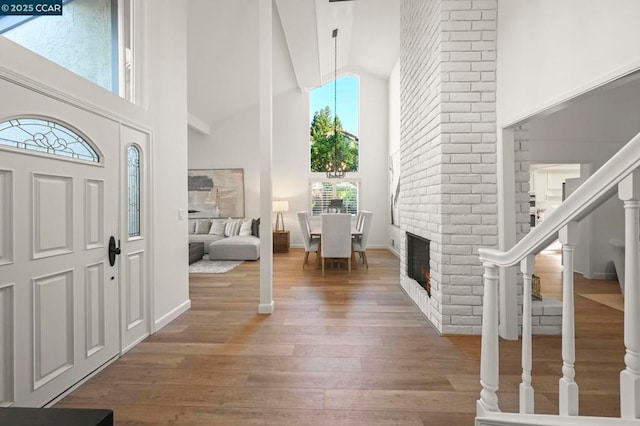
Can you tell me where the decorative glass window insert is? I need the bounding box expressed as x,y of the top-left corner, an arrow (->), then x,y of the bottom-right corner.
310,179 -> 359,216
0,118 -> 99,162
127,145 -> 141,238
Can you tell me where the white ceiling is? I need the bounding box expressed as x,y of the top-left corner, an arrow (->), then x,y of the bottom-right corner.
187,0 -> 400,124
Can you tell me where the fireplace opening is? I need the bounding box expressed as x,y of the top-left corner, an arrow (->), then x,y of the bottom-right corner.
407,232 -> 431,296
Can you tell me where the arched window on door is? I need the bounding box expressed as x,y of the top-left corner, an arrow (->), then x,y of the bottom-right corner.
0,117 -> 100,163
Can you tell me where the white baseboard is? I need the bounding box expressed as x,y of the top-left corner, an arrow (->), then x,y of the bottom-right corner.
154,299 -> 191,331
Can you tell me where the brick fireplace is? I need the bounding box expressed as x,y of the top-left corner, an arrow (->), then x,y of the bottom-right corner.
398,0 -> 500,334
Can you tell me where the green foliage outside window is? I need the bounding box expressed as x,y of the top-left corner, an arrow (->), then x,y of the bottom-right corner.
310,106 -> 359,173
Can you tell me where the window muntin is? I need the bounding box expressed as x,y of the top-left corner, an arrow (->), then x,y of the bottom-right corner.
127,144 -> 140,238
310,179 -> 359,216
0,117 -> 99,163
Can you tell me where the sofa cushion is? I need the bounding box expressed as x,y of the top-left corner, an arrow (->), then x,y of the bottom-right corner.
188,220 -> 196,234
209,219 -> 226,236
189,233 -> 226,254
209,236 -> 260,261
195,219 -> 212,234
224,219 -> 241,237
251,218 -> 260,237
239,219 -> 252,236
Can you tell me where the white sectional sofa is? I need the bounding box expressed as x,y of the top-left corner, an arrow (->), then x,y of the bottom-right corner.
189,218 -> 260,260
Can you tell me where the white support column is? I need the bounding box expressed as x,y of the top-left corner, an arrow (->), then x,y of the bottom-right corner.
477,262 -> 501,416
519,254 -> 535,414
559,221 -> 579,416
497,128 -> 518,340
619,172 -> 640,419
258,0 -> 274,314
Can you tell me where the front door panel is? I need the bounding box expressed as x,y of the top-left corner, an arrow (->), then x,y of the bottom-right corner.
0,78 -> 120,407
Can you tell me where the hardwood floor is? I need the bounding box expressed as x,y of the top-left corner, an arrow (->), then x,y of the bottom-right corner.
56,248 -> 625,424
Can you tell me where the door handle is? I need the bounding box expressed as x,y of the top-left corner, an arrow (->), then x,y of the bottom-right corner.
108,236 -> 121,267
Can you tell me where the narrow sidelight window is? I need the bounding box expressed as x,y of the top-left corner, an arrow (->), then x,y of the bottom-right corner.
127,145 -> 140,238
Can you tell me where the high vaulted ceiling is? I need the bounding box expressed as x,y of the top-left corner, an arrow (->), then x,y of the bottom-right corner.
187,0 -> 399,125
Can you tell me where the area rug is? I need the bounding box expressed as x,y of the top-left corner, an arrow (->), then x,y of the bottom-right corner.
578,293 -> 624,312
189,255 -> 243,274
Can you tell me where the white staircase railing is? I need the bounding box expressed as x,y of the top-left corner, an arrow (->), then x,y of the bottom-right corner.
476,130 -> 640,425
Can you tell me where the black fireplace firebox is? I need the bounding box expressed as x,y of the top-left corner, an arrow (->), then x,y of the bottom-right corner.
407,232 -> 431,296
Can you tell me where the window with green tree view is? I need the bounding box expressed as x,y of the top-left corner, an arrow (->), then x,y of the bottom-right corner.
309,75 -> 360,215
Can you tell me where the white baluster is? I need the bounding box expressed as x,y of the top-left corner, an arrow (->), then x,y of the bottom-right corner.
520,254 -> 535,414
477,262 -> 501,416
619,172 -> 640,419
558,222 -> 579,416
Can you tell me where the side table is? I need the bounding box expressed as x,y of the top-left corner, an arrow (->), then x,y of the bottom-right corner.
189,242 -> 205,264
273,230 -> 290,253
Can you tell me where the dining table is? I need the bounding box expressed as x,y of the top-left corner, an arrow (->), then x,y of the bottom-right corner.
309,222 -> 363,270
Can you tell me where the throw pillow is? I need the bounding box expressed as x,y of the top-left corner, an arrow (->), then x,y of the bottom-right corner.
209,220 -> 226,236
239,219 -> 252,236
251,218 -> 260,237
195,219 -> 212,234
224,219 -> 241,237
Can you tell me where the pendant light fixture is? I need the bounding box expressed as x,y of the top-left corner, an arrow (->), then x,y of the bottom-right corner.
326,28 -> 347,179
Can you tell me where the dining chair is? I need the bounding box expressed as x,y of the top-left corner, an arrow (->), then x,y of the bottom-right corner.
297,211 -> 319,269
321,213 -> 352,276
352,211 -> 373,269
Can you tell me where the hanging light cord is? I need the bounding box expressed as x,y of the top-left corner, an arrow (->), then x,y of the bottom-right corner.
333,28 -> 338,175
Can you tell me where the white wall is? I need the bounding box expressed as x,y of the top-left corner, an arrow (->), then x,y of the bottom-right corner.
388,60 -> 401,256
497,0 -> 640,126
145,2 -> 190,323
274,70 -> 390,248
0,0 -> 190,329
525,74 -> 640,280
188,70 -> 391,248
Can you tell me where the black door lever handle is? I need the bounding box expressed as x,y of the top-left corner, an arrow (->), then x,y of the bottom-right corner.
108,236 -> 121,267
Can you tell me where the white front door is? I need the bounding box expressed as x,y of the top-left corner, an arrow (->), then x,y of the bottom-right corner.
0,79 -> 120,407
119,125 -> 150,352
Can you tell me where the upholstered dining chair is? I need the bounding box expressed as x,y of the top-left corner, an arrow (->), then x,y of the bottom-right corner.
352,211 -> 373,269
321,213 -> 352,276
297,211 -> 319,269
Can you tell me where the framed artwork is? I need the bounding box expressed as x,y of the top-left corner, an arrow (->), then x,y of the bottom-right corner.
188,168 -> 245,218
389,151 -> 400,227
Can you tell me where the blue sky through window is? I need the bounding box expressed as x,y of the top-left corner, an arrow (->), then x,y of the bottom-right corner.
310,75 -> 359,138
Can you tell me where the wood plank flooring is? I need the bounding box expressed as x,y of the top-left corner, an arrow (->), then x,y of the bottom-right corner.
56,248 -> 625,424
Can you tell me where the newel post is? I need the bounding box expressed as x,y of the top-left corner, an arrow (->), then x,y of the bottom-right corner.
619,172 -> 640,419
477,261 -> 500,416
559,221 -> 579,416
520,254 -> 535,414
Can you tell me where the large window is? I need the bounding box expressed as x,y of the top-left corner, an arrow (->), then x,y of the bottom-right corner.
0,0 -> 135,101
309,75 -> 359,173
310,179 -> 359,216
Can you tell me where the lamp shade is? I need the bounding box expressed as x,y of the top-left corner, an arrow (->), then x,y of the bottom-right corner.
272,200 -> 289,212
